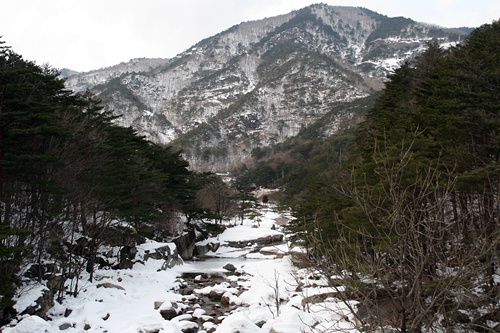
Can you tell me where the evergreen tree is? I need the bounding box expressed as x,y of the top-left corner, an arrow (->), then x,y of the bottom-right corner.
291,22 -> 499,332
0,40 -> 201,307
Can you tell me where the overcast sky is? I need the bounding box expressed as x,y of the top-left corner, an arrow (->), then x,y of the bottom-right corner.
1,0 -> 498,72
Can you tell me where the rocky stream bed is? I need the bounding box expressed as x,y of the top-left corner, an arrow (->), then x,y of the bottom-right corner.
157,263 -> 256,333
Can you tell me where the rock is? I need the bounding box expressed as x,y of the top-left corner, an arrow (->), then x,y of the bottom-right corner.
59,323 -> 73,330
208,290 -> 224,300
193,275 -> 207,284
173,313 -> 194,321
73,237 -> 91,257
113,259 -> 134,270
160,307 -> 178,320
144,244 -> 181,269
203,322 -> 218,333
259,246 -> 286,256
227,234 -> 284,248
215,312 -> 261,333
175,278 -> 188,288
159,301 -> 180,320
211,242 -> 220,252
23,264 -> 44,279
221,294 -> 231,306
173,230 -> 197,260
192,308 -> 206,318
195,242 -> 221,256
21,288 -> 54,319
223,263 -> 237,272
64,308 -> 72,317
8,315 -> 53,333
141,329 -> 161,333
46,274 -> 65,292
96,282 -> 125,291
181,326 -> 198,333
97,256 -> 110,269
179,287 -> 195,295
194,243 -> 211,256
113,245 -> 137,269
178,320 -> 199,333
154,301 -> 163,310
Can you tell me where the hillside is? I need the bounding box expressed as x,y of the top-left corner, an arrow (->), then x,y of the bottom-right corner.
65,4 -> 467,171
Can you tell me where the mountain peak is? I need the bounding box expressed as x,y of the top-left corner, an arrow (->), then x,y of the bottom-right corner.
65,4 -> 467,171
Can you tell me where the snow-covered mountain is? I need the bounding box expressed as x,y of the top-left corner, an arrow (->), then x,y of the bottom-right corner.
65,4 -> 467,171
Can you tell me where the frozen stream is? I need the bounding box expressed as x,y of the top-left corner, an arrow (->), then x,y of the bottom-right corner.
175,257 -> 273,275
3,206 -> 361,333
155,208 -> 299,332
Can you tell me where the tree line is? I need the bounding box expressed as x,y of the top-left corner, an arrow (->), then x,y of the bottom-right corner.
0,40 -> 245,319
284,21 -> 499,332
233,21 -> 499,332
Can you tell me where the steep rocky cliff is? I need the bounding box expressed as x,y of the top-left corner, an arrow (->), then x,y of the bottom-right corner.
65,4 -> 466,171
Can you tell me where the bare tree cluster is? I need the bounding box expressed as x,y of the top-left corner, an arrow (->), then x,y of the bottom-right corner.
306,138 -> 499,332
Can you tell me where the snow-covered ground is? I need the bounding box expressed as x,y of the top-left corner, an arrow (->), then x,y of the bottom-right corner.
3,206 -> 358,333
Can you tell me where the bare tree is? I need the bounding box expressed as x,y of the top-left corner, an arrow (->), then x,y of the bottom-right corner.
303,137 -> 499,333
196,178 -> 237,224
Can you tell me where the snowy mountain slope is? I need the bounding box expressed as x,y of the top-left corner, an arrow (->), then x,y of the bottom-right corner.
64,4 -> 467,171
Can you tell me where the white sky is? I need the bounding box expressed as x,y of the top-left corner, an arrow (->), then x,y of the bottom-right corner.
1,0 -> 498,72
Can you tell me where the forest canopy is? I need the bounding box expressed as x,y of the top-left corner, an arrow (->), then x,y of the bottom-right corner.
0,40 -> 204,313
284,21 -> 499,332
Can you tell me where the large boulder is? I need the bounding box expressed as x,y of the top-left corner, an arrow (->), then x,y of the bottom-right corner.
20,288 -> 54,319
114,245 -> 137,269
158,301 -> 180,320
8,315 -> 54,333
223,263 -> 237,272
194,242 -> 220,256
140,242 -> 182,268
173,230 -> 197,260
215,312 -> 262,333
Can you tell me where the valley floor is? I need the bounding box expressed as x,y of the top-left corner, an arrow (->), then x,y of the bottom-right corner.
2,206 -> 359,333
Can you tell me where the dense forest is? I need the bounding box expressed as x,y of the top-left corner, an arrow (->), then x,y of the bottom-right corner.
0,40 -> 241,322
238,22 -> 499,332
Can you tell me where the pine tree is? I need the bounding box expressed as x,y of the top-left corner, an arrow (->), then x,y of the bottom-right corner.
0,40 -> 201,298
292,21 -> 499,332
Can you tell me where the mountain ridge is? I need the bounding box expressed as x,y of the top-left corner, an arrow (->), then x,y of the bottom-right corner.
64,4 -> 467,171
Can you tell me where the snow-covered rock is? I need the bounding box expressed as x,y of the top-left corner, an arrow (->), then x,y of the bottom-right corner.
214,312 -> 262,333
5,315 -> 53,333
2,203 -> 362,333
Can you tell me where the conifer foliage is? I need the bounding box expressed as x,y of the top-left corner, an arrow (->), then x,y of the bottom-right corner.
290,22 -> 499,332
0,41 -> 198,317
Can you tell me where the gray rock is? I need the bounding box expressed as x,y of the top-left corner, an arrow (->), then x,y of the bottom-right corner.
208,290 -> 224,300
59,322 -> 73,330
173,230 -> 197,260
194,242 -> 220,256
160,307 -> 178,320
96,282 -> 125,291
21,288 -> 54,319
223,263 -> 237,272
